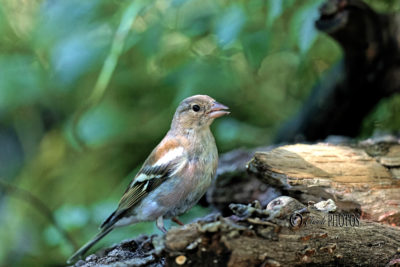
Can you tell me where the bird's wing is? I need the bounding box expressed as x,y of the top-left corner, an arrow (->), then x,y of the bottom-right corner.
100,140 -> 186,229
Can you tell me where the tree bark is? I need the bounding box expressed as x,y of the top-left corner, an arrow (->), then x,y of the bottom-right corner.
248,142 -> 400,226
72,197 -> 400,267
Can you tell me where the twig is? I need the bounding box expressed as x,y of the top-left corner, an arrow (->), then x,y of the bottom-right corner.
71,0 -> 152,149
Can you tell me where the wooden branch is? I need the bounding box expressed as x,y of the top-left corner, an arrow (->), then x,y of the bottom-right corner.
248,142 -> 400,226
206,147 -> 281,216
71,197 -> 400,267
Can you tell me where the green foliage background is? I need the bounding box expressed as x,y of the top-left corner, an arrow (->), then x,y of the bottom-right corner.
0,0 -> 399,265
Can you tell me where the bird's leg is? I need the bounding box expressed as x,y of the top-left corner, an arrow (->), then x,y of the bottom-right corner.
172,217 -> 184,226
156,216 -> 167,233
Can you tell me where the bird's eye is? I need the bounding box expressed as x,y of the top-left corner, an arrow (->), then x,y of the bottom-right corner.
192,104 -> 200,112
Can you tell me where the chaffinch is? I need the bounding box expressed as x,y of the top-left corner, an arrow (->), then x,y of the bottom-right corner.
67,95 -> 229,263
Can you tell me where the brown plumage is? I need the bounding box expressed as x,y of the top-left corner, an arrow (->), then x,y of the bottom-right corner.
67,95 -> 229,264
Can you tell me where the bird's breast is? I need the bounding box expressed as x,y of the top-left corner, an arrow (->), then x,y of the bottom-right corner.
156,139 -> 218,216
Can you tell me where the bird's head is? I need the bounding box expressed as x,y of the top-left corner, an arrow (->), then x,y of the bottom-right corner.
171,95 -> 229,131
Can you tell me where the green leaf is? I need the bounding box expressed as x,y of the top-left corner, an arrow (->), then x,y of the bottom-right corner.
43,226 -> 63,246
0,55 -> 44,110
215,5 -> 246,47
75,102 -> 127,147
266,0 -> 296,27
241,29 -> 270,70
55,205 -> 90,230
266,0 -> 283,27
290,0 -> 323,54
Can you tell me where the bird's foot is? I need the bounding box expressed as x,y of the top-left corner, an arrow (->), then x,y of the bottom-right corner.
156,216 -> 168,233
171,217 -> 184,226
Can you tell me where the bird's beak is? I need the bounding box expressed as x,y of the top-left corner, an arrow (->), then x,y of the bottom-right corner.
208,101 -> 230,118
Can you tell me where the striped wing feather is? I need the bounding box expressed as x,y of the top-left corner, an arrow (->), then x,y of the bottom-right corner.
100,158 -> 182,229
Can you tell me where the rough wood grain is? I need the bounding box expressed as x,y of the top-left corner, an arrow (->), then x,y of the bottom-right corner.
248,143 -> 400,226
72,197 -> 400,267
206,147 -> 281,216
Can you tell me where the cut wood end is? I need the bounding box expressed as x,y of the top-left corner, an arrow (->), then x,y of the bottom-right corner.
249,144 -> 395,186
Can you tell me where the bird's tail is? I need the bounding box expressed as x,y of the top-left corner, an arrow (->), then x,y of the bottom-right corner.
67,227 -> 113,264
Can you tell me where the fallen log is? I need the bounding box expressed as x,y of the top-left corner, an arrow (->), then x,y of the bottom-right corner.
247,142 -> 400,226
71,197 -> 400,267
208,135 -> 400,226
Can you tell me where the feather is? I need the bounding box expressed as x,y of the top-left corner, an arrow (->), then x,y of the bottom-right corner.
100,152 -> 186,229
66,227 -> 113,264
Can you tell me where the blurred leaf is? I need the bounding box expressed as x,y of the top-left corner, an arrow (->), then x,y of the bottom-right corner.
43,226 -> 63,246
266,0 -> 283,27
88,0 -> 150,105
34,0 -> 102,47
170,59 -> 238,100
0,55 -> 44,110
137,22 -> 163,56
75,102 -> 128,147
91,201 -> 117,225
361,94 -> 400,137
0,5 -> 7,36
55,204 -> 90,230
241,29 -> 269,70
50,32 -> 110,87
266,0 -> 295,27
215,117 -> 270,148
171,0 -> 191,7
215,5 -> 246,47
290,0 -> 323,54
172,0 -> 218,37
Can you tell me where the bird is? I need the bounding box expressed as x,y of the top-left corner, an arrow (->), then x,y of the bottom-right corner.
67,95 -> 229,263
